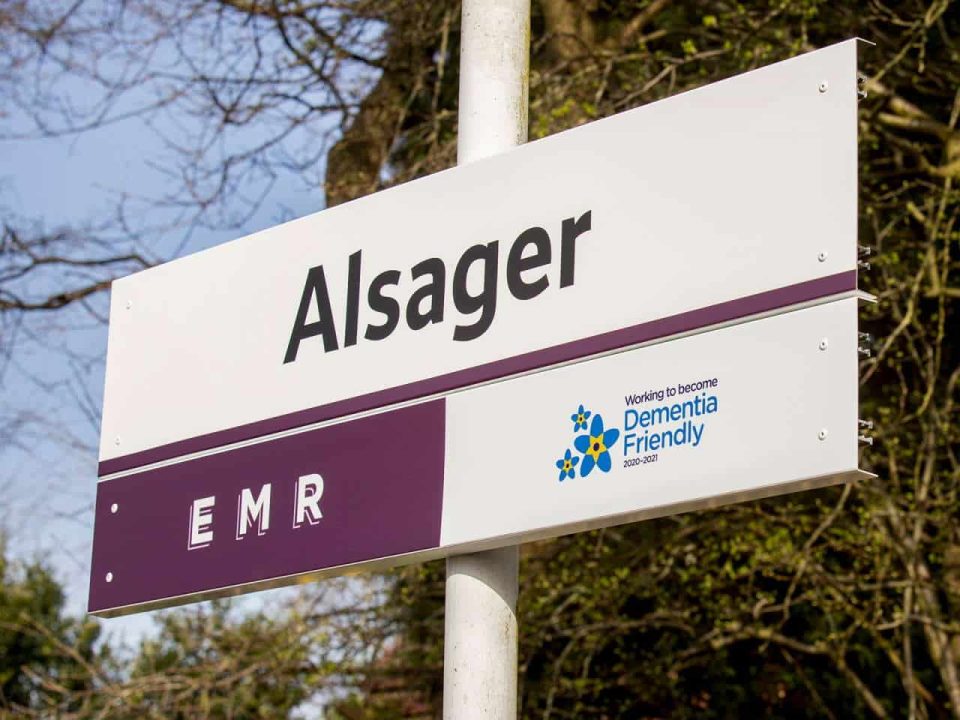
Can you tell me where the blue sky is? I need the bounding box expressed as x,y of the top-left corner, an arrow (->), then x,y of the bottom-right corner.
1,88 -> 328,644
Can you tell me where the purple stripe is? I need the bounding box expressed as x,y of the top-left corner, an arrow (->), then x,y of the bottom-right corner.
99,271 -> 855,477
89,400 -> 446,615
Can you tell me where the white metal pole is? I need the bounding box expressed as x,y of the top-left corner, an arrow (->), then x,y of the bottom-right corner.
444,547 -> 520,718
444,1 -> 528,718
456,0 -> 529,164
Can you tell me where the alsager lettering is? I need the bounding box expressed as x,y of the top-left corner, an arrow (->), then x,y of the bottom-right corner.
283,210 -> 593,363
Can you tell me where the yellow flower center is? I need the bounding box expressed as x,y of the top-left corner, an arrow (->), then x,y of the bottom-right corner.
577,414 -> 585,424
586,435 -> 606,461
563,460 -> 572,471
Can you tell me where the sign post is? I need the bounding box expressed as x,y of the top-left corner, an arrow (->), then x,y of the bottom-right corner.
444,2 -> 528,716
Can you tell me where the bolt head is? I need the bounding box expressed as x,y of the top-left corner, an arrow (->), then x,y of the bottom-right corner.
818,250 -> 828,262
819,338 -> 829,351
819,80 -> 829,93
114,436 -> 121,446
105,572 -> 114,583
818,429 -> 829,441
110,503 -> 119,514
125,300 -> 132,310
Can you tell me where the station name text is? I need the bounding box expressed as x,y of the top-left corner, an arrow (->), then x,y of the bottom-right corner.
283,210 -> 593,363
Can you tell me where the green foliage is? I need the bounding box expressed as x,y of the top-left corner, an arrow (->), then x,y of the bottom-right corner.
122,602 -> 313,719
0,543 -> 102,713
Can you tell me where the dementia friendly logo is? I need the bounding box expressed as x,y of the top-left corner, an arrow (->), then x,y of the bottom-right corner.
554,404 -> 620,481
554,379 -> 721,482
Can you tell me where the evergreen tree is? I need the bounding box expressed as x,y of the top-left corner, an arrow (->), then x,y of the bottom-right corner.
0,543 -> 102,714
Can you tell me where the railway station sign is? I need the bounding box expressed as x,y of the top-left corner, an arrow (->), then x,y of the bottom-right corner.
90,41 -> 868,616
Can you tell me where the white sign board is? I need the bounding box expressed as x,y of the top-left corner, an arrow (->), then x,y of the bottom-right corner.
90,41 -> 868,616
98,41 -> 858,477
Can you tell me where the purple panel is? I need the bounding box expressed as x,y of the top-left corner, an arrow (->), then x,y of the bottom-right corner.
99,271 -> 856,476
89,400 -> 445,615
